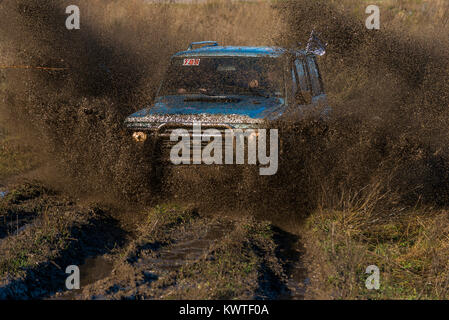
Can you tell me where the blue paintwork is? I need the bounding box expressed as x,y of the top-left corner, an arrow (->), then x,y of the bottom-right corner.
128,95 -> 285,120
125,44 -> 330,128
173,46 -> 286,58
0,190 -> 8,198
187,41 -> 219,50
126,46 -> 289,123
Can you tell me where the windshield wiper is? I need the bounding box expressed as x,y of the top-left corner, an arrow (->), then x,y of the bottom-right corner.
176,87 -> 275,99
184,96 -> 241,103
240,88 -> 273,98
218,84 -> 273,98
194,91 -> 218,97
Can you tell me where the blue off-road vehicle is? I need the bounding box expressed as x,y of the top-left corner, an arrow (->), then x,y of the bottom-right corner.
124,41 -> 331,161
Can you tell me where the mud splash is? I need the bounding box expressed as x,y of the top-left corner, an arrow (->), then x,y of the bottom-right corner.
1,0 -> 447,300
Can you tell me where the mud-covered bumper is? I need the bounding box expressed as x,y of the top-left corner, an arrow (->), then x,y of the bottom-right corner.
124,114 -> 266,162
124,113 -> 265,131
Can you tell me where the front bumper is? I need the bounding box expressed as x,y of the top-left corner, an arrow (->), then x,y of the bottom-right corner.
124,113 -> 265,131
124,114 -> 266,163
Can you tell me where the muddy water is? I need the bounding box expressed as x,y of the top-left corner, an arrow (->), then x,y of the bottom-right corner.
79,256 -> 114,287
137,219 -> 308,300
51,216 -> 306,300
273,227 -> 308,300
137,220 -> 233,272
53,219 -> 234,300
284,255 -> 308,300
52,256 -> 114,300
0,214 -> 37,241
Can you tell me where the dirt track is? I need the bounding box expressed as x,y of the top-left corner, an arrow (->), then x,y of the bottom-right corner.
1,0 -> 448,300
0,182 -> 306,300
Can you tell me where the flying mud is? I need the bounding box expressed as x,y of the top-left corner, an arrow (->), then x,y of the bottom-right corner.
1,0 -> 448,300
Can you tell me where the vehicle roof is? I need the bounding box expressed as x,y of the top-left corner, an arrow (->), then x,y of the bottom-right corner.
173,46 -> 289,58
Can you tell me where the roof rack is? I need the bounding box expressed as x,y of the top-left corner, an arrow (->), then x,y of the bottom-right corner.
187,41 -> 219,51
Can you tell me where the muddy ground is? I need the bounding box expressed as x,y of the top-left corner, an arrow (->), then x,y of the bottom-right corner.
0,181 -> 306,300
0,0 -> 448,300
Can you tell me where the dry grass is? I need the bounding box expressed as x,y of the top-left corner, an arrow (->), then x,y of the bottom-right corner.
277,0 -> 449,299
302,202 -> 449,299
0,0 -> 448,299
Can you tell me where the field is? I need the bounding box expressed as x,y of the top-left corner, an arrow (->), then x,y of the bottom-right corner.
0,0 -> 448,300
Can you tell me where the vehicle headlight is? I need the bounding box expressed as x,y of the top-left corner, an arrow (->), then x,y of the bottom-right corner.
248,131 -> 259,142
132,131 -> 148,143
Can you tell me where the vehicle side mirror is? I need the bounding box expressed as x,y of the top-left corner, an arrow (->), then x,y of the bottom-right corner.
295,90 -> 312,105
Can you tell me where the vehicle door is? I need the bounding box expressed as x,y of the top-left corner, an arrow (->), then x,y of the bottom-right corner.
304,54 -> 327,106
292,54 -> 330,119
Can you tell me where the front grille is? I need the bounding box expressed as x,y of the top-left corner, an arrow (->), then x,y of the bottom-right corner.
156,124 -> 252,163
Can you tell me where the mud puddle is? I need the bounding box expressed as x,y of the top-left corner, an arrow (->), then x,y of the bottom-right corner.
0,214 -> 36,237
284,257 -> 308,299
51,213 -> 235,299
36,201 -> 307,300
53,256 -> 114,300
272,227 -> 308,299
79,256 -> 115,287
137,220 -> 233,272
54,217 -> 307,300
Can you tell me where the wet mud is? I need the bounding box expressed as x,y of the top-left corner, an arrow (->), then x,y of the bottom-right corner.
0,0 -> 447,300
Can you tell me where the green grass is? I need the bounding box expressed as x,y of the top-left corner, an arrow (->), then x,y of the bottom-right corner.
147,204 -> 198,227
0,132 -> 38,181
167,218 -> 281,300
302,208 -> 449,299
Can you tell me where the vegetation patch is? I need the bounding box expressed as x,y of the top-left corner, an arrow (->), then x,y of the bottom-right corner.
301,207 -> 449,299
74,208 -> 287,300
160,219 -> 285,300
0,182 -> 127,299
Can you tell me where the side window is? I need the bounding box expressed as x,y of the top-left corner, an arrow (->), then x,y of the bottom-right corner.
294,59 -> 310,93
305,55 -> 324,96
291,66 -> 297,95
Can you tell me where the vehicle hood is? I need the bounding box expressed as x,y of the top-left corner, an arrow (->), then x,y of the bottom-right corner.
127,95 -> 285,122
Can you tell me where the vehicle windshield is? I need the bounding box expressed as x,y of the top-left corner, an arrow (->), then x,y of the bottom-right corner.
159,56 -> 285,98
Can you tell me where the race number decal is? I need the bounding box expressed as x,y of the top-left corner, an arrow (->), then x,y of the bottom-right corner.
183,58 -> 200,66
